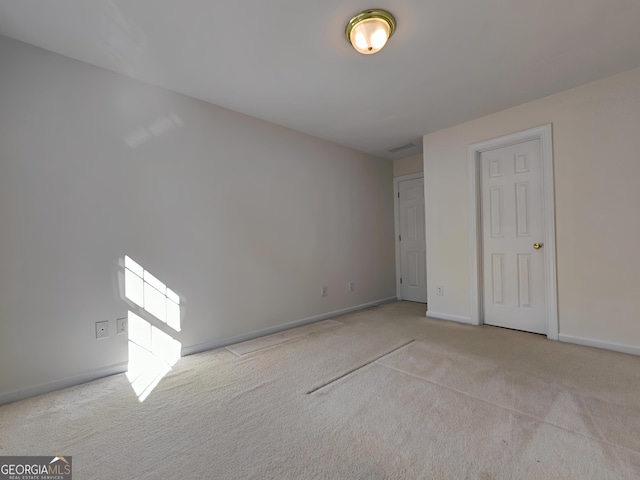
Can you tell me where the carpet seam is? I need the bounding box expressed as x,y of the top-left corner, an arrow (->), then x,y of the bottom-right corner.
306,340 -> 415,394
377,362 -> 640,457
226,338 -> 310,357
227,321 -> 345,357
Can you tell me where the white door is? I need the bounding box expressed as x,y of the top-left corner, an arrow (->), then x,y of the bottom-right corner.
481,139 -> 546,334
399,177 -> 427,303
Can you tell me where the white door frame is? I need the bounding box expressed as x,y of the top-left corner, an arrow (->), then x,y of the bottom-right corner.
394,172 -> 425,301
467,124 -> 558,339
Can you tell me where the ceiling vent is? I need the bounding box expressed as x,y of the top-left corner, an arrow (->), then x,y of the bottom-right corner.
388,142 -> 416,153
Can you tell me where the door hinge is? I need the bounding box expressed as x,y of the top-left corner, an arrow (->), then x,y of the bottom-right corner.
400,277 -> 403,284
398,192 -> 400,198
399,234 -> 401,241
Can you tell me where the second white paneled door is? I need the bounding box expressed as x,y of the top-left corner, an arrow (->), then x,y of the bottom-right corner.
399,177 -> 427,303
481,139 -> 546,334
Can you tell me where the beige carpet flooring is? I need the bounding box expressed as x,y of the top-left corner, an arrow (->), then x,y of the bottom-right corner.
226,319 -> 343,356
1,301 -> 639,479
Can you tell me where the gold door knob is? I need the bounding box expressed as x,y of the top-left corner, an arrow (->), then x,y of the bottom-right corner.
533,243 -> 544,249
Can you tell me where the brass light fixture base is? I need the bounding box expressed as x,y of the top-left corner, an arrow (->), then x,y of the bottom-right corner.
345,9 -> 396,51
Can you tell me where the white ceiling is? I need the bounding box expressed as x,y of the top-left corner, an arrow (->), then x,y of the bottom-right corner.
1,0 -> 639,160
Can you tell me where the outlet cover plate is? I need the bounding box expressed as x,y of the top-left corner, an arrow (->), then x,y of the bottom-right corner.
116,317 -> 127,335
96,321 -> 109,339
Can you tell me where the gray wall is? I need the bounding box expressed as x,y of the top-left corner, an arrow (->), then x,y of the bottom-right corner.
393,154 -> 423,177
0,36 -> 396,400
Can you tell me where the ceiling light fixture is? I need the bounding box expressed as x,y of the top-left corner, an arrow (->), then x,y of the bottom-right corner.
345,9 -> 396,55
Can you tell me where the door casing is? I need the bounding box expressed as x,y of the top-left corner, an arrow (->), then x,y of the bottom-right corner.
467,124 -> 558,340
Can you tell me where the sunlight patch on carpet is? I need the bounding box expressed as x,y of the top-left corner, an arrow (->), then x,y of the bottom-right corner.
122,256 -> 183,402
126,311 -> 181,402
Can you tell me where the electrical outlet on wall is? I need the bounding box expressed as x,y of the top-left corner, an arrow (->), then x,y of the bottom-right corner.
437,286 -> 444,296
348,282 -> 355,292
116,317 -> 127,335
322,285 -> 328,297
96,321 -> 109,339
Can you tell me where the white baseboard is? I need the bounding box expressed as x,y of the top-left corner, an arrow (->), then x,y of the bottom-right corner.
426,311 -> 473,325
0,361 -> 128,406
182,297 -> 397,357
558,334 -> 640,356
0,298 -> 397,405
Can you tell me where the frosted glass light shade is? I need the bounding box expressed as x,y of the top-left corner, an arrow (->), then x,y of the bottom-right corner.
346,9 -> 395,55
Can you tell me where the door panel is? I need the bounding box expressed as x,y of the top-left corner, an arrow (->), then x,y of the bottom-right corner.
481,140 -> 546,333
399,178 -> 427,303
